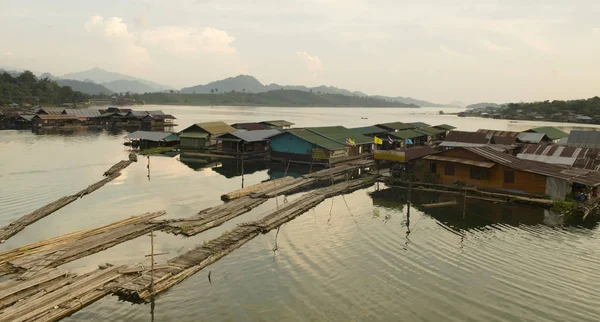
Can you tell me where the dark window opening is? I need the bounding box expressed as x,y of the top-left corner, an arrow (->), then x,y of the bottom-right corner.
504,171 -> 515,183
470,166 -> 487,180
430,162 -> 437,174
445,163 -> 455,176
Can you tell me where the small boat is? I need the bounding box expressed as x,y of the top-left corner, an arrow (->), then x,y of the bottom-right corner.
361,117 -> 368,119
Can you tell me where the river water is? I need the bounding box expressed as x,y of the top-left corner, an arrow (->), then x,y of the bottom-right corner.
1,106 -> 599,322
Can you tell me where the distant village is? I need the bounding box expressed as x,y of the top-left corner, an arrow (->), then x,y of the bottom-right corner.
458,105 -> 598,124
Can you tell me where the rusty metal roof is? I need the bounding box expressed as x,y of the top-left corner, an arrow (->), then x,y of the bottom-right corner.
466,146 -> 600,186
517,144 -> 600,171
444,131 -> 489,144
424,155 -> 495,168
565,130 -> 600,148
33,114 -> 79,120
477,129 -> 520,137
261,120 -> 295,127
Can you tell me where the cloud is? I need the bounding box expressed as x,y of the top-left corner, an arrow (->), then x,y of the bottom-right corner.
84,16 -> 103,32
482,39 -> 514,53
297,51 -> 323,74
139,26 -> 237,55
594,27 -> 600,34
440,46 -> 464,57
3,51 -> 13,57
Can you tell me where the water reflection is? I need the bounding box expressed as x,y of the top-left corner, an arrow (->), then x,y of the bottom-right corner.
369,187 -> 599,231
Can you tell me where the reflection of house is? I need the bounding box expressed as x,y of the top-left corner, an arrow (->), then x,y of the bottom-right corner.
231,122 -> 271,131
260,120 -> 294,130
416,146 -> 600,200
179,121 -> 236,149
214,129 -> 280,155
269,126 -> 372,165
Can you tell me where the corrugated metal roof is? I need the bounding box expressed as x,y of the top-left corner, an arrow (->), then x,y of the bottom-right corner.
181,121 -> 236,135
147,114 -> 176,120
517,132 -> 546,144
477,129 -> 520,137
434,124 -> 457,130
231,122 -> 271,131
147,110 -> 165,116
565,130 -> 600,148
179,132 -> 209,139
62,109 -> 102,118
424,155 -> 495,168
492,135 -> 517,145
517,144 -> 600,171
18,114 -> 35,121
126,111 -> 149,118
408,122 -> 430,128
438,141 -> 512,151
350,126 -> 387,135
306,126 -> 372,145
444,131 -> 489,144
261,120 -> 295,127
286,129 -> 346,150
528,127 -> 568,140
416,127 -> 446,136
125,131 -> 179,142
38,107 -> 64,115
34,114 -> 79,120
466,146 -> 600,186
389,130 -> 425,140
376,122 -> 415,131
215,129 -> 281,142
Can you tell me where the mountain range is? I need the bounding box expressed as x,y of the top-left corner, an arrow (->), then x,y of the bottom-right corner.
2,66 -> 461,107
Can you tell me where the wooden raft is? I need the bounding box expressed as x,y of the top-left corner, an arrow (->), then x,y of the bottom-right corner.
221,176 -> 294,201
118,175 -> 378,301
0,160 -> 134,242
0,265 -> 126,322
0,211 -> 165,277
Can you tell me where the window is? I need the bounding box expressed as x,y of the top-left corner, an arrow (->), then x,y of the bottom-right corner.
504,171 -> 515,183
430,162 -> 437,174
445,163 -> 455,176
470,166 -> 487,180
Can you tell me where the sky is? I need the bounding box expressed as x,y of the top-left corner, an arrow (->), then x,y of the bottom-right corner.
0,0 -> 599,104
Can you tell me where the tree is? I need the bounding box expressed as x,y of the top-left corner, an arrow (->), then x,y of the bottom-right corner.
210,89 -> 214,93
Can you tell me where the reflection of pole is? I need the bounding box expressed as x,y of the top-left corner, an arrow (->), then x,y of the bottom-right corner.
463,185 -> 467,219
150,229 -> 154,295
147,155 -> 150,180
150,296 -> 155,322
241,156 -> 244,189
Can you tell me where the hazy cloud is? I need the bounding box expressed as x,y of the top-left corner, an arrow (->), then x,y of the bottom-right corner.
139,26 -> 237,55
482,39 -> 514,53
440,46 -> 464,57
297,51 -> 323,74
3,51 -> 13,57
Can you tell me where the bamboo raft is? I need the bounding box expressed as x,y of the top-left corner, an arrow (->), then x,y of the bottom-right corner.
0,211 -> 165,277
220,176 -> 294,201
117,175 -> 378,302
164,161 -> 375,236
0,265 -> 128,322
0,160 -> 134,242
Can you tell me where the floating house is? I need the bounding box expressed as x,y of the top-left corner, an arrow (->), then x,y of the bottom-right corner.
32,115 -> 79,128
350,126 -> 388,137
231,122 -> 272,131
260,120 -> 295,130
416,146 -> 600,200
414,126 -> 447,143
269,126 -> 372,165
36,107 -> 64,115
179,121 -> 236,149
561,130 -> 600,149
433,124 -> 457,137
214,129 -> 280,156
524,127 -> 568,142
124,131 -> 179,149
376,122 -> 415,132
388,130 -> 428,148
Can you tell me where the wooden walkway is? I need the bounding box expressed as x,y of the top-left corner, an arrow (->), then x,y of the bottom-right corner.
0,160 -> 134,242
164,160 -> 375,236
117,175 -> 378,302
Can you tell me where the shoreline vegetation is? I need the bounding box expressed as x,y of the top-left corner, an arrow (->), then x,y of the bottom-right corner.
130,91 -> 419,108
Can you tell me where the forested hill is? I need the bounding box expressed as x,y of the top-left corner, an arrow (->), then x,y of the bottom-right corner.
0,71 -> 89,105
134,90 -> 419,107
502,97 -> 600,116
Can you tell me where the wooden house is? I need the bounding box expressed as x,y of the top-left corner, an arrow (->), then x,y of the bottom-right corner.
415,146 -> 600,200
433,124 -> 457,139
260,120 -> 295,130
124,131 -> 179,149
376,122 -> 415,132
388,130 -> 428,148
231,122 -> 272,131
32,115 -> 79,128
214,129 -> 280,156
524,127 -> 568,143
179,121 -> 236,149
269,126 -> 372,165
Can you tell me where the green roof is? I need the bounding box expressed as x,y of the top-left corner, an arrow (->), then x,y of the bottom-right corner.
434,124 -> 457,130
288,129 -> 346,150
416,127 -> 446,135
408,122 -> 430,128
179,132 -> 209,139
388,130 -> 426,140
528,127 -> 568,140
349,126 -> 387,135
307,126 -> 373,145
376,122 -> 415,131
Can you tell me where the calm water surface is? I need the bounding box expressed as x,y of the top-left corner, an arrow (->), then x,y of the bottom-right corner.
0,106 -> 599,322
